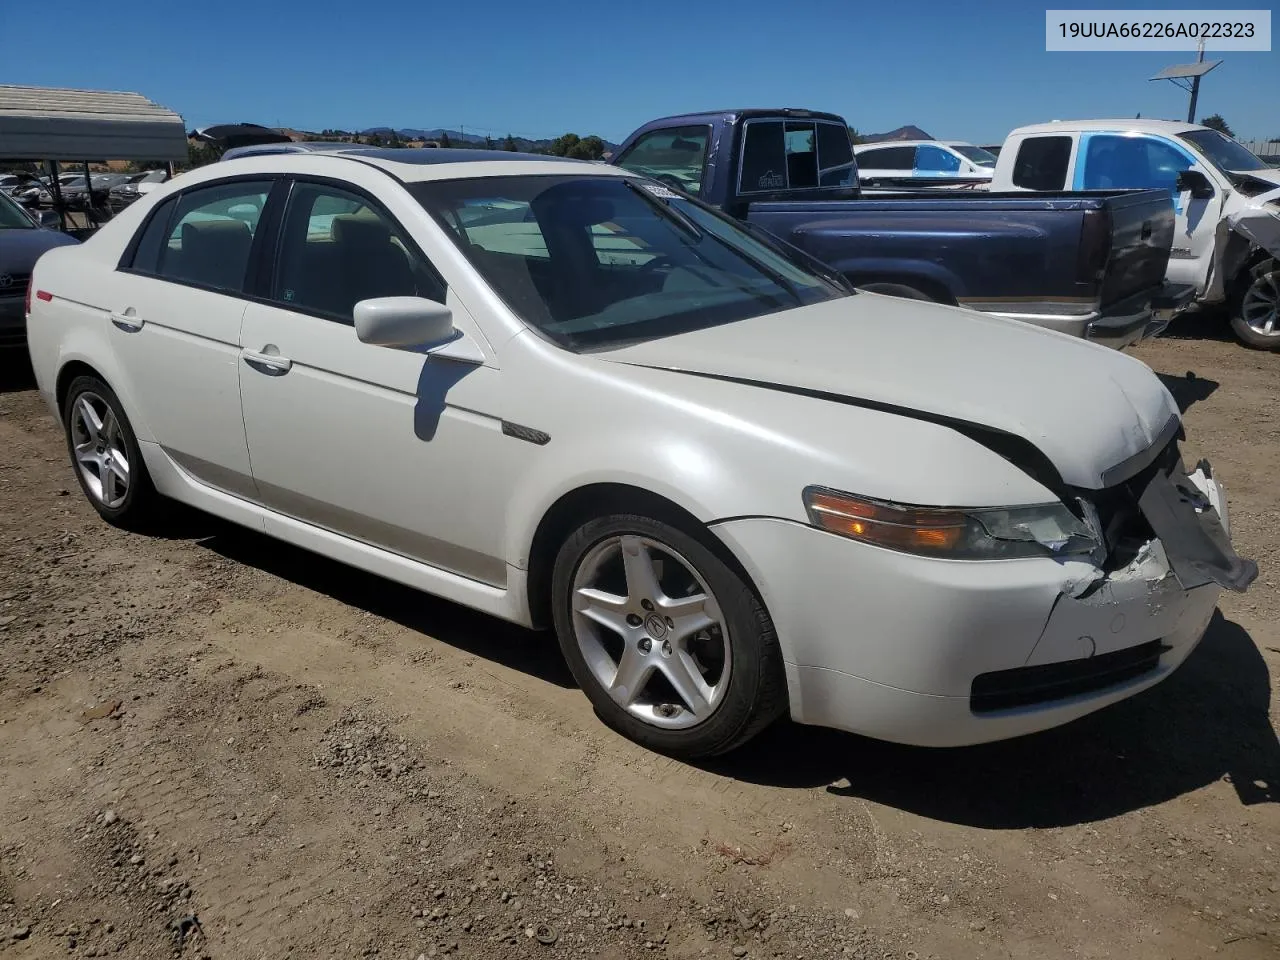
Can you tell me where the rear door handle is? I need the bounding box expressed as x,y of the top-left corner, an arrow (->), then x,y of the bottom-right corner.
110,311 -> 143,332
242,349 -> 293,375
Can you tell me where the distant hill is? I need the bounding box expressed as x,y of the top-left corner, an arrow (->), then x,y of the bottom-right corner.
861,125 -> 933,143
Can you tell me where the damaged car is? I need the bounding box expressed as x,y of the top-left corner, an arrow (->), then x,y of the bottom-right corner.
995,120 -> 1280,350
24,149 -> 1256,758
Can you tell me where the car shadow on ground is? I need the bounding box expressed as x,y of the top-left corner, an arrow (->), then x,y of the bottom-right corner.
1157,371 -> 1219,413
163,512 -> 1275,829
703,611 -> 1278,828
0,351 -> 37,393
191,517 -> 575,690
1156,305 -> 1237,345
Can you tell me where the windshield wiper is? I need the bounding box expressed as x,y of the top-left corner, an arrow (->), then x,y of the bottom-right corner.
623,180 -> 702,240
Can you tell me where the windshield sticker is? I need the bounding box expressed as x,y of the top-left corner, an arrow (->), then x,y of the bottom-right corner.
756,170 -> 785,190
641,183 -> 680,200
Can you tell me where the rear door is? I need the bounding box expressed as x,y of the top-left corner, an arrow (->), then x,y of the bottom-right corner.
237,177 -> 511,584
104,178 -> 278,497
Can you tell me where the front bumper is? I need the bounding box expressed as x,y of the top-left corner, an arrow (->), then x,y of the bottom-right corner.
712,466 -> 1247,747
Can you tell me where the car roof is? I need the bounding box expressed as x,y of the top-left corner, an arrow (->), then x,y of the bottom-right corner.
1007,119 -> 1205,137
204,148 -> 626,184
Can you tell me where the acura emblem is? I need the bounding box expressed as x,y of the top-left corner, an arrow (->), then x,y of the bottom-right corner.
0,275 -> 12,289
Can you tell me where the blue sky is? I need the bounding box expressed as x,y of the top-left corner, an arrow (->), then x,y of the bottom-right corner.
3,0 -> 1276,144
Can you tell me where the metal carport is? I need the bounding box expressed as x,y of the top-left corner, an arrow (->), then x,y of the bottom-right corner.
0,85 -> 187,162
0,85 -> 187,233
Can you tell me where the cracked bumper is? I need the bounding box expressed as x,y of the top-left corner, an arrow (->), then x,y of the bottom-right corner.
712,470 -> 1240,747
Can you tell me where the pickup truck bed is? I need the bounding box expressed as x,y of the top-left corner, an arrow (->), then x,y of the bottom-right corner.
746,188 -> 1175,344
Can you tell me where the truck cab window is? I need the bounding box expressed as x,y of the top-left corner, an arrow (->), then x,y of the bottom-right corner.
1011,136 -> 1072,190
1082,135 -> 1193,194
614,126 -> 710,197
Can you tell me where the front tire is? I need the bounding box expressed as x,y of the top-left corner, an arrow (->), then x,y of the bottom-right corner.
62,375 -> 159,529
551,513 -> 787,759
1229,258 -> 1280,351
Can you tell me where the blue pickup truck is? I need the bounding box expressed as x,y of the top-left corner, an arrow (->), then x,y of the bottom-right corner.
610,109 -> 1189,347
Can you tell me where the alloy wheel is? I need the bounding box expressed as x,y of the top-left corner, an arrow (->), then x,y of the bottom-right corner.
69,392 -> 130,509
1241,268 -> 1280,337
571,535 -> 731,730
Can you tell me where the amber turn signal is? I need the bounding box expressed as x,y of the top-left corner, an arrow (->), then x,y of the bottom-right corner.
804,489 -> 968,553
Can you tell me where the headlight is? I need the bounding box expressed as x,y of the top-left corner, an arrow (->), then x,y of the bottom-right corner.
802,486 -> 1103,562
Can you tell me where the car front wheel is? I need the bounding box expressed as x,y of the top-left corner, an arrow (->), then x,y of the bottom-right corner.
552,513 -> 787,758
1230,258 -> 1280,350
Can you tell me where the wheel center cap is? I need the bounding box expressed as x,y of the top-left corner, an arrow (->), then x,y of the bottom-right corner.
643,613 -> 667,640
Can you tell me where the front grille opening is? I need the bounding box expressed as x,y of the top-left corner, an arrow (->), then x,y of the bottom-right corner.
970,639 -> 1169,713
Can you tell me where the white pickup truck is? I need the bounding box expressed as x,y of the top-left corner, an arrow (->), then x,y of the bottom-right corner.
989,120 -> 1280,350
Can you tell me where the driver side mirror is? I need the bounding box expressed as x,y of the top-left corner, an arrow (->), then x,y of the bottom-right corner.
1176,169 -> 1214,200
38,209 -> 61,229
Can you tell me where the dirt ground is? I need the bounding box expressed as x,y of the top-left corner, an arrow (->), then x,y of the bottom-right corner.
1,316 -> 1277,960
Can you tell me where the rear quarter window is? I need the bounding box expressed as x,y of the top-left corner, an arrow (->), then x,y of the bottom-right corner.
1012,136 -> 1072,190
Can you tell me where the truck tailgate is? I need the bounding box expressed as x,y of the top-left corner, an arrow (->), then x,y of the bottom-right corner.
1097,188 -> 1174,307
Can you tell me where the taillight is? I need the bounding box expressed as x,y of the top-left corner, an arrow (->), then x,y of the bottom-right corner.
1076,208 -> 1112,285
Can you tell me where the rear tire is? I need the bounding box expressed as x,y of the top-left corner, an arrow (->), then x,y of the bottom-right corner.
1228,258 -> 1280,351
62,375 -> 160,529
551,513 -> 787,759
855,281 -> 936,301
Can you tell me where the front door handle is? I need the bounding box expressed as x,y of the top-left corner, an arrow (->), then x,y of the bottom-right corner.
110,311 -> 143,332
242,349 -> 293,375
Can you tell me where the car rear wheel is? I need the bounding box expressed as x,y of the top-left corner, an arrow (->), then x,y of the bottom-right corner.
1229,258 -> 1280,351
63,375 -> 159,528
551,513 -> 787,758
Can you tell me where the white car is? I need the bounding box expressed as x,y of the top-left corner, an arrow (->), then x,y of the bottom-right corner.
24,149 -> 1255,757
853,141 -> 996,183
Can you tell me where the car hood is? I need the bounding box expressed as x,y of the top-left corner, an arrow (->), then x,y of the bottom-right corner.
595,294 -> 1179,491
0,228 -> 79,274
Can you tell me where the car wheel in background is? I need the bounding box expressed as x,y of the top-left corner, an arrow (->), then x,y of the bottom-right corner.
551,513 -> 787,758
62,375 -> 160,528
1230,258 -> 1280,351
855,281 -> 936,301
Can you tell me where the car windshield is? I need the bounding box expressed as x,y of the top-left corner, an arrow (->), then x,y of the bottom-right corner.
412,175 -> 848,350
0,190 -> 34,229
951,144 -> 998,167
1178,129 -> 1268,173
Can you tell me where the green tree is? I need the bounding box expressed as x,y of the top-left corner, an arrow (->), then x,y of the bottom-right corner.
186,142 -> 221,169
847,127 -> 865,145
548,133 -> 581,157
503,134 -> 518,152
484,136 -> 495,150
567,135 -> 606,161
1200,114 -> 1235,137
439,131 -> 453,148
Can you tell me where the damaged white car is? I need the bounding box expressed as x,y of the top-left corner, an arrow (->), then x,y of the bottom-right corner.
24,149 -> 1257,758
995,120 -> 1280,350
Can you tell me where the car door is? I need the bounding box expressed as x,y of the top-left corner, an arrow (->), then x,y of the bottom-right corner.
103,177 -> 279,497
1076,133 -> 1223,289
237,177 -> 513,585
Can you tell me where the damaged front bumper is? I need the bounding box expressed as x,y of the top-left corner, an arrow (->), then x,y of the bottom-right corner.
712,459 -> 1256,747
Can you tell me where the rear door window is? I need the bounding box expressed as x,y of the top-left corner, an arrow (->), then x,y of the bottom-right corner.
1011,136 -> 1072,190
857,145 -> 915,169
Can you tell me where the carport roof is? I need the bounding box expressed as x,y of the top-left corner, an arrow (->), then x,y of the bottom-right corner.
0,85 -> 188,162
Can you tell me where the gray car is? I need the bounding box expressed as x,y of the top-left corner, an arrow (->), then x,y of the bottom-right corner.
0,191 -> 78,348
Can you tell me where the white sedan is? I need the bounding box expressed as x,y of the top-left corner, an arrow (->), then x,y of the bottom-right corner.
24,148 -> 1256,758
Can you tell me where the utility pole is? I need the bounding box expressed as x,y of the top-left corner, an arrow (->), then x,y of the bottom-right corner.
1186,40 -> 1204,123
